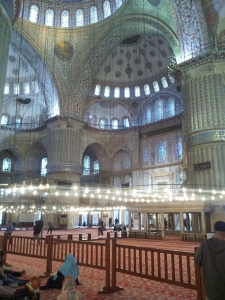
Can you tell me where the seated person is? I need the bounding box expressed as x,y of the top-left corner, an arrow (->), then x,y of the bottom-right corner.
40,254 -> 80,290
0,284 -> 15,299
57,275 -> 84,300
0,260 -> 27,288
0,250 -> 25,277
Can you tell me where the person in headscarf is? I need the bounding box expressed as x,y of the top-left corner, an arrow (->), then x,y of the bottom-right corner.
40,254 -> 80,290
57,276 -> 84,300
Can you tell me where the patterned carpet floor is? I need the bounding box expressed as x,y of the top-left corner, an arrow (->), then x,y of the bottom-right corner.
2,228 -> 201,300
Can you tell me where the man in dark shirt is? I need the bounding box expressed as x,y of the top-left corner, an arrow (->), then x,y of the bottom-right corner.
194,220 -> 225,300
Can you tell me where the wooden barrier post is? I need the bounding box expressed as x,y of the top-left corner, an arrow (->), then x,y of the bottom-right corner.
78,234 -> 82,241
68,234 -> 72,240
194,247 -> 205,300
98,238 -> 111,294
45,235 -> 53,276
87,233 -> 91,240
107,232 -> 110,239
111,238 -> 124,292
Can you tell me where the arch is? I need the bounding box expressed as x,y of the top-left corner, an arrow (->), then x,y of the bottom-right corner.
0,147 -> 23,172
67,15 -> 180,114
111,146 -> 133,170
157,139 -> 167,163
29,4 -> 39,23
61,10 -> 69,27
82,143 -> 110,172
45,8 -> 54,26
24,142 -> 47,173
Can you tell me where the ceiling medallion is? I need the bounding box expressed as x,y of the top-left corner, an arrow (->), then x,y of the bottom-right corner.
54,41 -> 74,61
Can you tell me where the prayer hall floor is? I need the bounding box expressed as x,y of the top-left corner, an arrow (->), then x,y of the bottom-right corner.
3,228 -> 200,299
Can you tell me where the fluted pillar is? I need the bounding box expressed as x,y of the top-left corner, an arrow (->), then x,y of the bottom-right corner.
180,55 -> 225,189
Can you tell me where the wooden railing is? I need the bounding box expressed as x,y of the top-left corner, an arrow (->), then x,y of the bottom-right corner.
128,231 -> 162,239
0,233 -> 204,298
182,233 -> 207,242
52,233 -> 92,241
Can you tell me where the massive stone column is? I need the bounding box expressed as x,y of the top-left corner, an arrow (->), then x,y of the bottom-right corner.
0,3 -> 13,116
180,54 -> 225,189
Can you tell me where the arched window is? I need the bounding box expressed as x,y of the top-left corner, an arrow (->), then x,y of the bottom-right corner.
124,87 -> 130,98
134,86 -> 140,97
94,160 -> 99,174
104,86 -> 110,97
143,144 -> 149,164
14,116 -> 21,128
23,82 -> 30,94
90,6 -> 98,24
174,136 -> 182,160
114,151 -> 131,169
123,117 -> 129,128
61,10 -> 69,27
95,85 -> 101,96
168,98 -> 175,116
45,9 -> 54,26
157,139 -> 167,163
156,99 -> 164,120
168,74 -> 175,83
144,84 -> 150,95
1,115 -> 8,125
153,81 -> 160,92
2,158 -> 11,172
29,5 -> 39,23
103,0 -> 111,18
4,83 -> 9,94
112,119 -> 118,129
14,83 -> 20,94
161,77 -> 168,88
41,157 -> 47,176
114,87 -> 120,98
83,155 -> 90,175
146,107 -> 151,123
114,177 -> 121,188
32,81 -> 39,93
115,0 -> 123,9
100,118 -> 107,129
76,9 -> 84,26
124,175 -> 132,186
177,169 -> 184,187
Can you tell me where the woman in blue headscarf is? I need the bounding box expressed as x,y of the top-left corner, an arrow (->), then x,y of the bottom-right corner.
40,254 -> 80,290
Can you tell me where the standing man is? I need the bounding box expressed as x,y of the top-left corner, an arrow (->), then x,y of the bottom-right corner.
194,220 -> 225,300
6,220 -> 13,245
33,221 -> 41,244
109,217 -> 112,227
47,218 -> 53,234
98,218 -> 104,235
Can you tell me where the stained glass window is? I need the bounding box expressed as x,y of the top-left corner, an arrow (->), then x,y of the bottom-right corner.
168,98 -> 175,116
45,9 -> 54,26
61,10 -> 69,27
95,85 -> 101,96
29,5 -> 39,23
13,116 -> 21,128
161,77 -> 168,88
174,136 -> 182,159
103,0 -> 111,18
94,160 -> 99,174
144,173 -> 151,189
32,81 -> 39,93
124,87 -> 130,98
23,82 -> 30,94
153,81 -> 160,92
146,108 -> 151,123
90,6 -> 98,23
100,118 -> 106,129
123,117 -> 129,128
157,139 -> 166,163
114,151 -> 131,170
144,84 -> 150,95
41,157 -> 47,176
14,83 -> 20,94
114,87 -> 120,98
1,115 -> 8,125
76,9 -> 84,26
112,119 -> 118,129
115,0 -> 123,8
104,86 -> 110,97
134,86 -> 140,97
2,158 -> 11,172
114,177 -> 121,188
143,144 -> 149,164
124,175 -> 132,186
168,74 -> 175,83
83,155 -> 90,175
156,99 -> 164,120
4,83 -> 9,94
177,169 -> 184,187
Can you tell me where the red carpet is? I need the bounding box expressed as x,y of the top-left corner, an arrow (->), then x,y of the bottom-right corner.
2,228 -> 200,299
